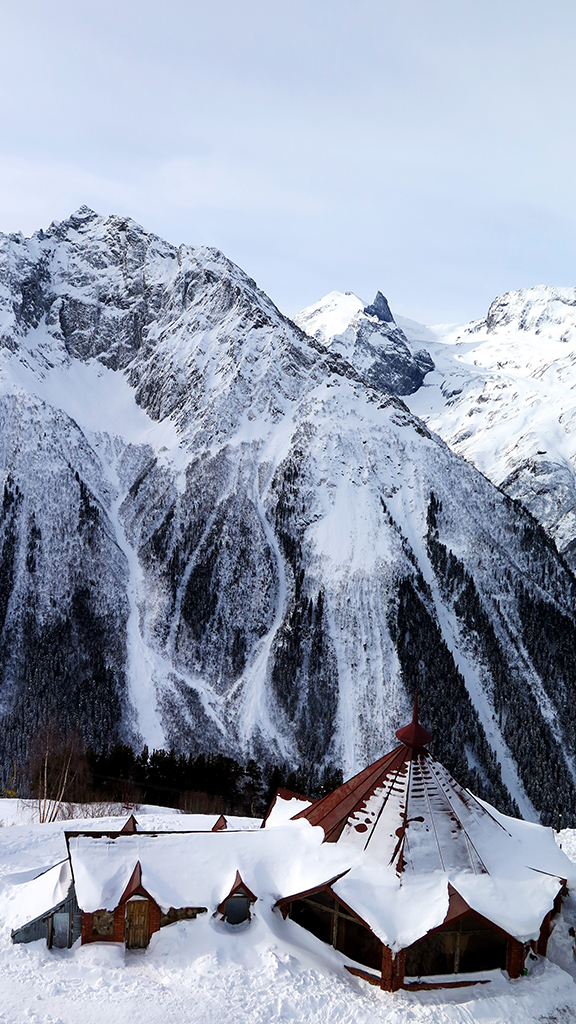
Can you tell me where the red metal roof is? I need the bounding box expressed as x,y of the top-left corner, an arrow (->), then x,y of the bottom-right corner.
293,700 -> 510,875
395,694 -> 432,748
292,743 -> 410,842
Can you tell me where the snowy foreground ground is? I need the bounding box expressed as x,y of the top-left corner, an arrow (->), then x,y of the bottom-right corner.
1,802 -> 576,1024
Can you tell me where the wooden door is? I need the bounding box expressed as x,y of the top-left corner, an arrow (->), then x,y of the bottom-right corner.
125,899 -> 150,948
52,912 -> 71,948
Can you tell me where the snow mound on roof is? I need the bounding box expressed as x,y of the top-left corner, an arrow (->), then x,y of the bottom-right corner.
3,859 -> 72,931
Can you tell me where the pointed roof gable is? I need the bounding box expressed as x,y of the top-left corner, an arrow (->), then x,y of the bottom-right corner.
119,861 -> 144,902
216,871 -> 258,915
261,788 -> 312,828
119,814 -> 139,834
118,861 -> 158,907
293,701 -> 512,875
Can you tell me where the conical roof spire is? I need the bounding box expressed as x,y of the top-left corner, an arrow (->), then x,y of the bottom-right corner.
395,694 -> 432,749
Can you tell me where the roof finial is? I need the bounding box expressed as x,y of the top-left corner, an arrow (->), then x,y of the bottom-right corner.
395,692 -> 432,748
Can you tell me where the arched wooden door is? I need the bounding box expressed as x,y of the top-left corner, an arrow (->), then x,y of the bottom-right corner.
125,898 -> 150,948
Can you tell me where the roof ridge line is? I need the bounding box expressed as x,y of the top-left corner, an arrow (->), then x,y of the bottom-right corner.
363,754 -> 411,855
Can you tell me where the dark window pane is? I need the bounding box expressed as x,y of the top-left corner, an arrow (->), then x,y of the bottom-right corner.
460,914 -> 492,933
336,916 -> 383,971
289,899 -> 332,945
405,929 -> 456,976
224,896 -> 250,925
459,929 -> 507,972
405,916 -> 509,977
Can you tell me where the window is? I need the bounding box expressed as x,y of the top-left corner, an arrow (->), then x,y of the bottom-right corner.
404,915 -> 508,978
223,895 -> 251,925
289,892 -> 382,971
92,910 -> 114,937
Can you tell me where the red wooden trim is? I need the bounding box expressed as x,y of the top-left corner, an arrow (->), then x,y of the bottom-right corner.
217,871 -> 258,915
393,949 -> 406,991
117,861 -> 160,911
274,873 -> 349,913
277,879 -> 385,952
345,965 -> 381,986
537,912 -> 551,957
212,815 -> 228,832
381,945 -> 393,991
416,891 -> 516,945
327,887 -> 378,934
276,879 -> 378,936
506,938 -> 526,979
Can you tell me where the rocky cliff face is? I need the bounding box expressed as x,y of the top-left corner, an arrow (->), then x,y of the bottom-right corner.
1,214 -> 576,825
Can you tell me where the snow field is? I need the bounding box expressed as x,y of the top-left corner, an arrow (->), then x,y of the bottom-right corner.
1,810 -> 576,1023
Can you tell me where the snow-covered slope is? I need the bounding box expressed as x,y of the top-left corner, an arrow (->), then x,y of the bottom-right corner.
3,215 -> 576,827
402,287 -> 576,565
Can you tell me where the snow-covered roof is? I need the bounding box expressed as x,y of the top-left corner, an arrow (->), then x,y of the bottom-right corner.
261,790 -> 313,828
294,700 -> 570,880
63,705 -> 576,953
3,860 -> 73,932
287,701 -> 575,948
67,824 -> 350,917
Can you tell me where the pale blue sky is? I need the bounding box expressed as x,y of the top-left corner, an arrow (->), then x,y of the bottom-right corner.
1,0 -> 575,323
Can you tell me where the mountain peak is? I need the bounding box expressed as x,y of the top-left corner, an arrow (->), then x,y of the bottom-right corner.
363,291 -> 395,324
479,285 -> 576,336
294,289 -> 433,396
70,204 -> 99,222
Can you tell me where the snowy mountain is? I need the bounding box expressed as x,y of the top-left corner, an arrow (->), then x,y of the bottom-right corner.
2,218 -> 576,827
311,286 -> 576,569
294,290 -> 434,396
400,287 -> 576,571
